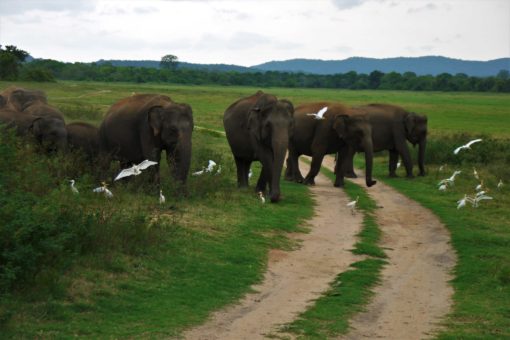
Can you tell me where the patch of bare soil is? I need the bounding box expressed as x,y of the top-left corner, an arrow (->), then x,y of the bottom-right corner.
320,157 -> 457,340
182,161 -> 364,340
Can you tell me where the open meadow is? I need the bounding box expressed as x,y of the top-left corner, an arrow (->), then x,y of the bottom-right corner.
1,80 -> 509,338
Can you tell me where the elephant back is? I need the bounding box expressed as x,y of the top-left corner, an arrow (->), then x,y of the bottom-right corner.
1,86 -> 48,112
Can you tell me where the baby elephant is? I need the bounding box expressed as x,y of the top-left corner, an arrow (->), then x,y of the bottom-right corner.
66,122 -> 100,161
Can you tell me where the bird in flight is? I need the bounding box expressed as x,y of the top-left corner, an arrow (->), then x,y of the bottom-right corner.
306,106 -> 328,120
453,139 -> 482,155
93,181 -> 113,198
114,160 -> 158,181
438,170 -> 461,187
69,179 -> 79,194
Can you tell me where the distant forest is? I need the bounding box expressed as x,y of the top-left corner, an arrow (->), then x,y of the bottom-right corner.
2,51 -> 510,92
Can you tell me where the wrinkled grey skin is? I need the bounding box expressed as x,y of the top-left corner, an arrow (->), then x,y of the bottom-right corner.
224,91 -> 294,203
66,122 -> 99,161
285,102 -> 376,188
343,103 -> 428,178
0,86 -> 65,121
99,94 -> 194,184
0,108 -> 68,152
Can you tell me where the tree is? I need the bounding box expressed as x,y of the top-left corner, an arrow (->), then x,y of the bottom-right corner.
0,45 -> 29,80
368,70 -> 384,89
160,54 -> 178,70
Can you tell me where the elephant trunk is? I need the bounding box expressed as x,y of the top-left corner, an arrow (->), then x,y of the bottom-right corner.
363,139 -> 377,187
418,137 -> 426,176
172,133 -> 192,183
269,134 -> 288,203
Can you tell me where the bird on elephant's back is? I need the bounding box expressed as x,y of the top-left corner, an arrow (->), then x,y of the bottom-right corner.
285,102 -> 376,188
98,94 -> 194,185
223,90 -> 294,203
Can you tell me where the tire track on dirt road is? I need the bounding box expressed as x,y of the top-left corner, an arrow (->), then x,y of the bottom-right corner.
320,157 -> 456,340
182,160 -> 364,340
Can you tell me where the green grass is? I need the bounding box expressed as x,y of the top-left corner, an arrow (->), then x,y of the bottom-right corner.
1,80 -> 509,338
281,164 -> 386,338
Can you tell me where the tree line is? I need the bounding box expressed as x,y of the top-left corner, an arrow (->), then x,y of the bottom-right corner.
2,46 -> 510,92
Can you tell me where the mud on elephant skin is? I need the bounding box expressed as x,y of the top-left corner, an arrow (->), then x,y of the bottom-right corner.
224,90 -> 294,203
344,103 -> 428,178
0,108 -> 68,152
99,94 -> 194,185
285,102 -> 376,188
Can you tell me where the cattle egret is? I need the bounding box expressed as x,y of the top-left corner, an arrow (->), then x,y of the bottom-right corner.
306,106 -> 328,120
473,194 -> 493,208
346,196 -> 359,214
396,161 -> 401,169
438,170 -> 461,187
439,164 -> 447,172
498,179 -> 503,190
93,182 -> 113,198
69,180 -> 79,194
248,169 -> 253,179
473,167 -> 479,180
475,180 -> 484,192
193,160 -> 218,176
457,195 -> 474,209
453,139 -> 482,155
258,191 -> 265,204
114,160 -> 158,181
159,190 -> 165,204
438,183 -> 448,191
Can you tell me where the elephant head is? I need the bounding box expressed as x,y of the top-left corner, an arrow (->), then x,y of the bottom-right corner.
405,112 -> 428,176
247,94 -> 294,202
8,88 -> 48,111
147,102 -> 194,183
333,114 -> 376,187
30,117 -> 68,152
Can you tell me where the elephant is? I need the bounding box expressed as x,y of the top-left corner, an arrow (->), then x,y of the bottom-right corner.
223,91 -> 294,203
66,122 -> 99,161
99,94 -> 194,184
342,103 -> 428,178
0,108 -> 68,152
0,86 -> 65,121
285,102 -> 376,188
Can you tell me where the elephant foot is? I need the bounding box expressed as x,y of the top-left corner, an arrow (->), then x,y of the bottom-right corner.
334,181 -> 345,188
303,177 -> 315,186
418,172 -> 426,177
366,180 -> 377,187
389,173 -> 398,178
345,172 -> 358,179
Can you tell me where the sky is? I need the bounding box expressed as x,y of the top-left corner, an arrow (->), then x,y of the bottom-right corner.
0,0 -> 508,66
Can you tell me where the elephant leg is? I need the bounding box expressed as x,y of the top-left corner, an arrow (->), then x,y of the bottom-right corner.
334,147 -> 353,187
256,167 -> 268,192
396,143 -> 414,178
389,150 -> 399,177
304,153 -> 324,185
345,153 -> 358,178
235,156 -> 249,188
284,156 -> 293,181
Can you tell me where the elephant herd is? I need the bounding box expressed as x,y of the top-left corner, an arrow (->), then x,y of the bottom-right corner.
0,87 -> 428,202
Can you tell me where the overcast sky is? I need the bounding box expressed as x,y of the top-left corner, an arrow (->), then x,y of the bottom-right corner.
0,0 -> 508,66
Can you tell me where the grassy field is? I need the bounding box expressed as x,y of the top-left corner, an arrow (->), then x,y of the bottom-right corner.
1,80 -> 509,338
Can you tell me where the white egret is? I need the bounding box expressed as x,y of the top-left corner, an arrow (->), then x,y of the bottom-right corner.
497,179 -> 503,190
438,183 -> 448,191
69,180 -> 79,194
439,164 -> 447,172
248,169 -> 253,179
438,170 -> 461,187
473,167 -> 479,180
93,182 -> 113,198
258,191 -> 265,204
159,190 -> 166,204
453,139 -> 482,155
114,160 -> 158,181
457,194 -> 474,209
473,194 -> 493,208
346,196 -> 359,214
396,161 -> 401,169
192,160 -> 218,176
306,106 -> 328,120
475,180 -> 484,192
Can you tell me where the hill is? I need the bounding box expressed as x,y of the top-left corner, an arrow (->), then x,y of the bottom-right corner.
96,56 -> 509,77
252,56 -> 510,77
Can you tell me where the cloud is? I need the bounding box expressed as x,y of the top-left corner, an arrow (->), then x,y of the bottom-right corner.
407,3 -> 437,14
0,0 -> 96,15
330,0 -> 369,10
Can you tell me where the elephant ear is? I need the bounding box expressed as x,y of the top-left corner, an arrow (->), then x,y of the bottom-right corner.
148,106 -> 164,137
333,114 -> 349,138
279,99 -> 294,115
251,94 -> 277,115
404,113 -> 417,135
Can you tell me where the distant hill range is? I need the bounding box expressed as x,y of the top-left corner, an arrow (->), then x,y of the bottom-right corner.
97,56 -> 510,77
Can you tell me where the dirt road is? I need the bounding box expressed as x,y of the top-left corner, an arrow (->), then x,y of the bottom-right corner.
183,158 -> 456,339
182,161 -> 364,339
